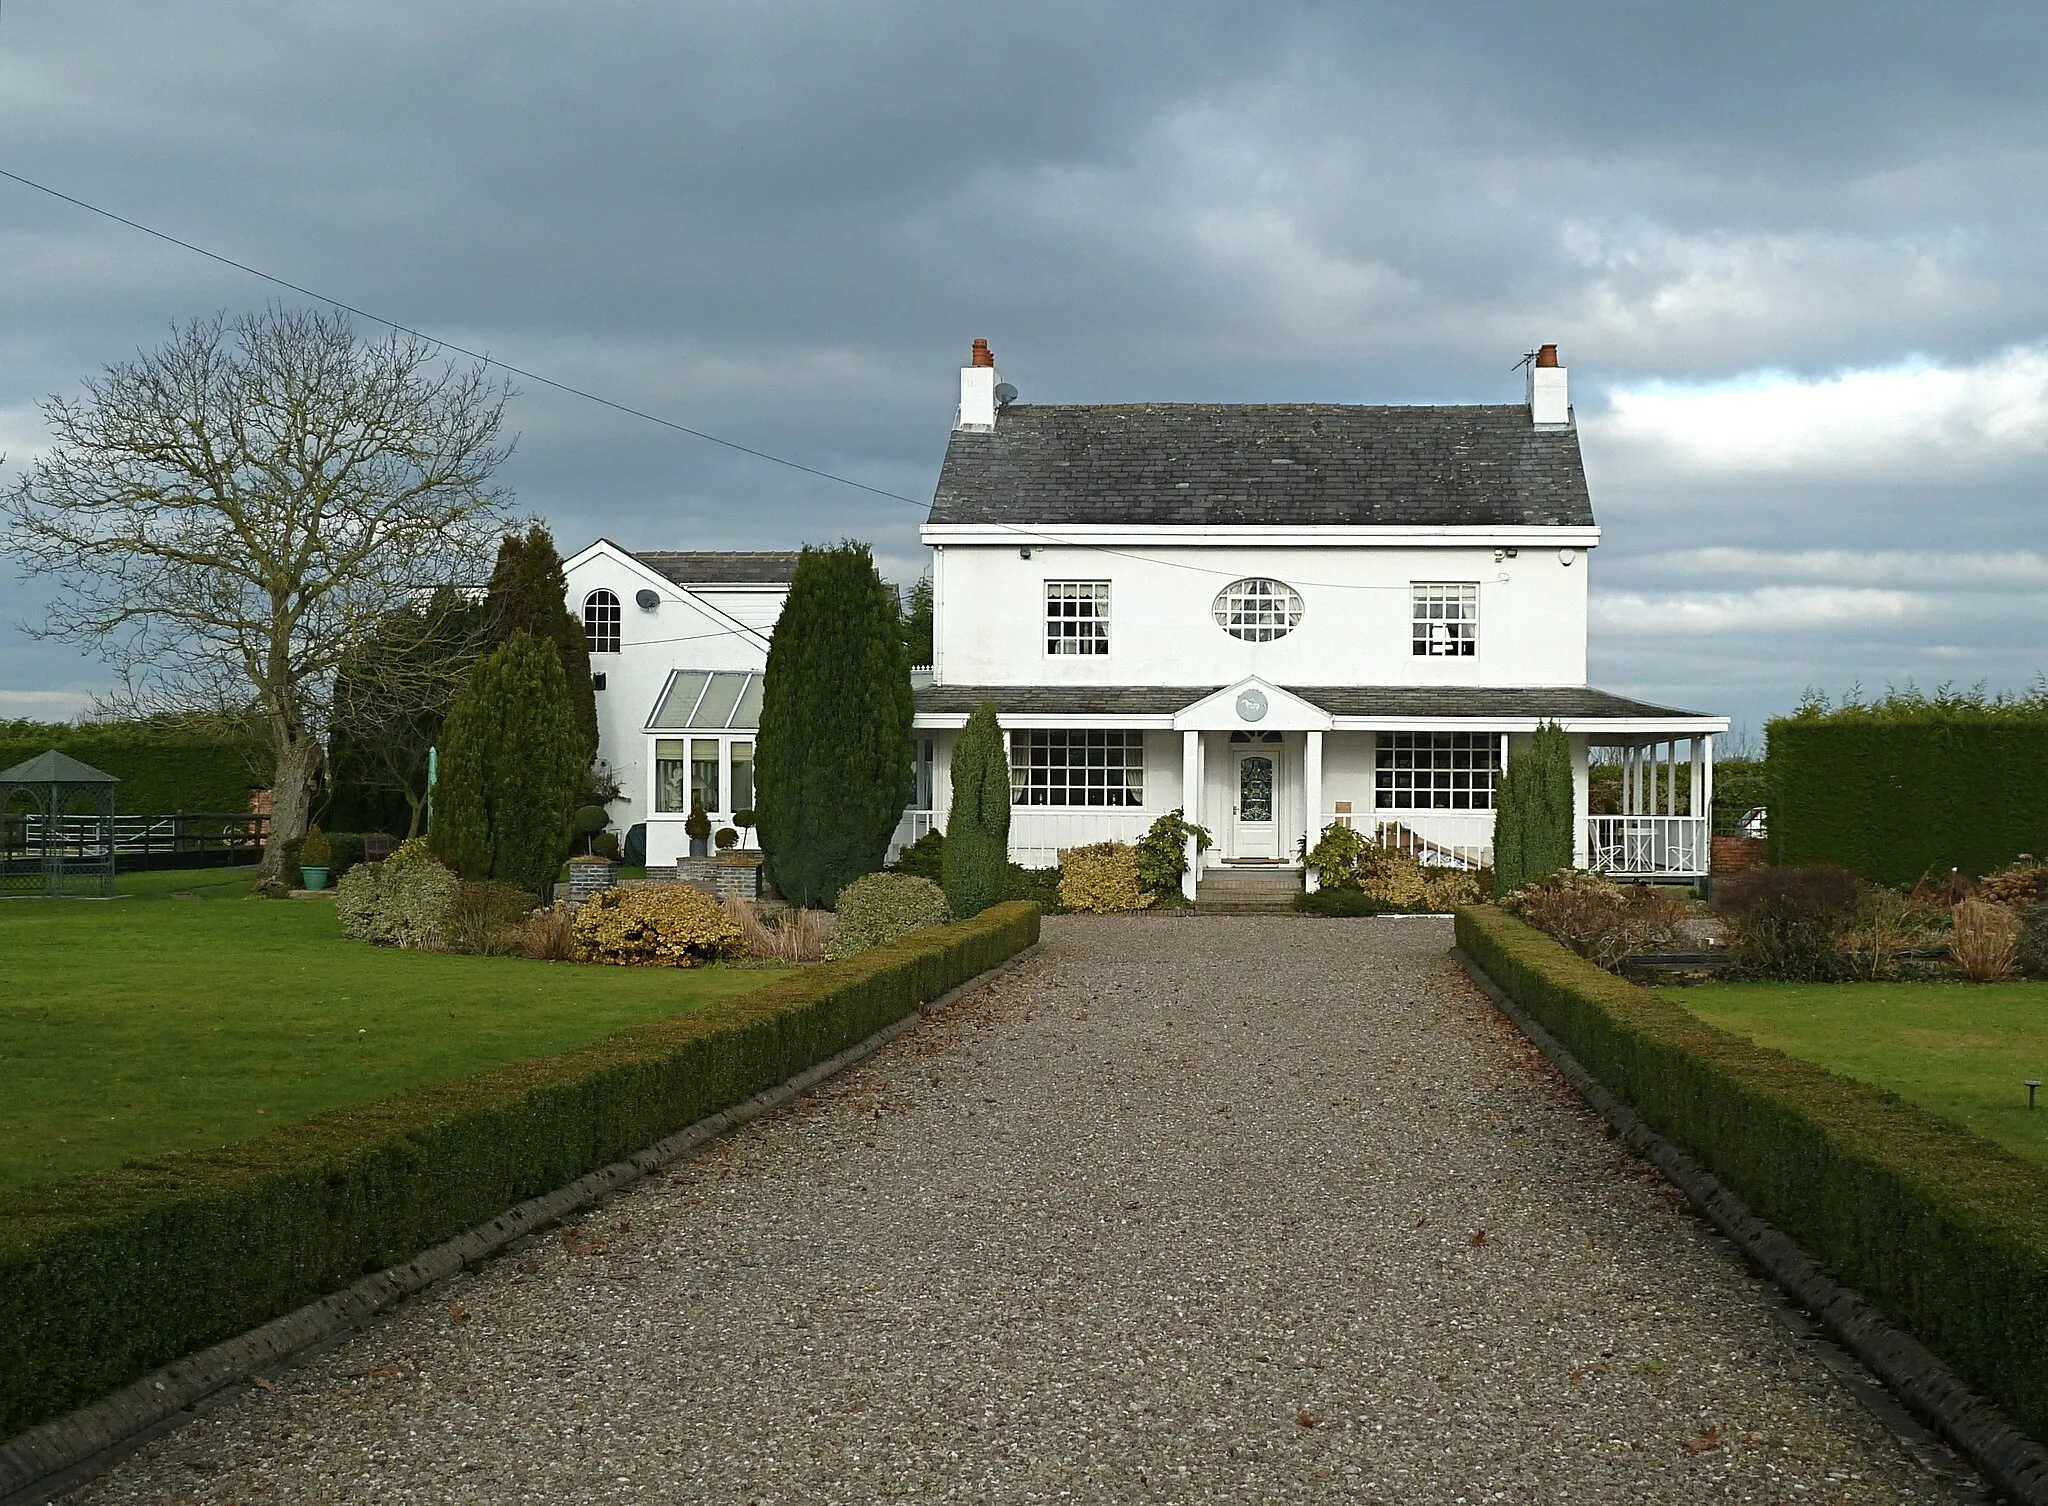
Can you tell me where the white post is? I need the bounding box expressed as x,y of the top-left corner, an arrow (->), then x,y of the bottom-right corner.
1703,732 -> 1716,852
1181,729 -> 1200,902
1665,740 -> 1676,818
1304,730 -> 1324,892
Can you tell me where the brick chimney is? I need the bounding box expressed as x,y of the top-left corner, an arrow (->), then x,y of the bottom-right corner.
957,339 -> 1000,430
1527,342 -> 1569,426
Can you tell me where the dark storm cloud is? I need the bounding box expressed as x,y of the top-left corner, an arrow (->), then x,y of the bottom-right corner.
4,1 -> 2045,726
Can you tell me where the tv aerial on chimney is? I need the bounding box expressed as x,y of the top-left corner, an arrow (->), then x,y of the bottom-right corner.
994,382 -> 1018,410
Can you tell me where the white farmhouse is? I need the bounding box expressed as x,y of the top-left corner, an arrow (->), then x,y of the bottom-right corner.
565,340 -> 1728,897
907,341 -> 1728,899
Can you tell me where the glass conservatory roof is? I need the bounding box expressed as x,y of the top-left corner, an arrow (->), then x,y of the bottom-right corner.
645,670 -> 763,731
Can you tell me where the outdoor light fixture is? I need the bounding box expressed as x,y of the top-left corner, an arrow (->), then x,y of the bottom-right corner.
2029,1079 -> 2040,1110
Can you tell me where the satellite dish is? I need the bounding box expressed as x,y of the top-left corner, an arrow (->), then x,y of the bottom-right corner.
635,588 -> 660,609
994,382 -> 1018,408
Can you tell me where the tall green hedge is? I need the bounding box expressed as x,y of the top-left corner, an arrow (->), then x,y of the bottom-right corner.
0,720 -> 262,814
943,702 -> 1011,918
1457,904 -> 2048,1444
1492,721 -> 1574,895
1767,700 -> 2048,884
0,901 -> 1039,1441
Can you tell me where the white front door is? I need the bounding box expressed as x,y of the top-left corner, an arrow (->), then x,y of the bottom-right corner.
1233,750 -> 1279,859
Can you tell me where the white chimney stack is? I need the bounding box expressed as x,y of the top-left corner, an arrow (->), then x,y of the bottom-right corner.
1527,342 -> 1569,426
956,337 -> 999,430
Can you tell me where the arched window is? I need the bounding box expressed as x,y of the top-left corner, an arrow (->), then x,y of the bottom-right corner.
583,589 -> 621,654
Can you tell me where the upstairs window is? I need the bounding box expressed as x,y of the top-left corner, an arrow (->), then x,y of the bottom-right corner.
1045,581 -> 1110,656
583,589 -> 622,654
1412,583 -> 1477,657
1213,577 -> 1303,642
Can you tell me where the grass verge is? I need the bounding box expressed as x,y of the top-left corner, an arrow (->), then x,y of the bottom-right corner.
1671,980 -> 2048,1169
1457,904 -> 2048,1446
0,899 -> 1038,1440
2,868 -> 785,1191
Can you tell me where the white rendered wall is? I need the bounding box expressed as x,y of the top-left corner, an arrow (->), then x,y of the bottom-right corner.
931,544 -> 1589,688
563,550 -> 774,860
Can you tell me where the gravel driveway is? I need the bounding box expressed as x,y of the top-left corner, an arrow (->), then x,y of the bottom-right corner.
71,916 -> 1982,1504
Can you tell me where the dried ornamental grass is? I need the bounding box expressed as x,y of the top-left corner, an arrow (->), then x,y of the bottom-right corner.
572,884 -> 744,967
1952,899 -> 2022,983
444,881 -> 539,955
516,904 -> 578,962
1057,843 -> 1153,914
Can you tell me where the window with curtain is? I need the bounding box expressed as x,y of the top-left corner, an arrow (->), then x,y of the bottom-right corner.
1008,730 -> 1144,806
690,739 -> 720,813
655,738 -> 686,813
1375,732 -> 1498,809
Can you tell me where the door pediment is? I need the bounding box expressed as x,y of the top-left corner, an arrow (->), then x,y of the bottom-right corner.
1173,677 -> 1332,733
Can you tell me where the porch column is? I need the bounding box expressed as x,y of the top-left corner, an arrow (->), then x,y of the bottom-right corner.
1181,729 -> 1200,902
1304,730 -> 1324,892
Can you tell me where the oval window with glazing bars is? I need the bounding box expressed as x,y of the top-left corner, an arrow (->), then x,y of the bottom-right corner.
1212,577 -> 1303,642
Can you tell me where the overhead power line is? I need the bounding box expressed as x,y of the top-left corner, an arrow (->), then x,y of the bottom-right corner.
0,166 -> 1559,596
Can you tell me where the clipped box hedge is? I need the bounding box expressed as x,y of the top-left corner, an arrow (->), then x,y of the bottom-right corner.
1767,708 -> 2048,884
1457,904 -> 2048,1444
0,901 -> 1038,1440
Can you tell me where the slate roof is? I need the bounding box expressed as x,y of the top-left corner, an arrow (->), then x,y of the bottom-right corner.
634,551 -> 801,585
914,685 -> 1706,721
928,404 -> 1593,528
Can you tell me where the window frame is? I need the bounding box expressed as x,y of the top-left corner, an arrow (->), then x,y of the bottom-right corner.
1411,582 -> 1478,658
1008,729 -> 1145,807
1044,580 -> 1111,657
1374,732 -> 1499,811
1212,577 -> 1304,642
583,588 -> 622,655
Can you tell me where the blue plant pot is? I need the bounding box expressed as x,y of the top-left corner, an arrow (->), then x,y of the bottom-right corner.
300,865 -> 330,892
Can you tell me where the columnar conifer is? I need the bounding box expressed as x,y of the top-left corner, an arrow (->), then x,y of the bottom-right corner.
1493,720 -> 1576,895
430,631 -> 586,895
754,542 -> 914,907
942,701 -> 1011,918
485,525 -> 598,760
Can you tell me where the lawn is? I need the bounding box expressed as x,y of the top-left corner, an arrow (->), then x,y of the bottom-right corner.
0,868 -> 788,1192
1670,979 -> 2048,1168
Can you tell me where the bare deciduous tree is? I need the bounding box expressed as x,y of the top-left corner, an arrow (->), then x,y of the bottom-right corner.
3,306 -> 514,883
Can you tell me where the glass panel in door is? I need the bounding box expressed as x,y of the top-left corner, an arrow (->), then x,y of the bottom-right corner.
690,738 -> 720,814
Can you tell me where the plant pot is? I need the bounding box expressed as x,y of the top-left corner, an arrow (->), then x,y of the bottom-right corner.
300,865 -> 330,892
689,837 -> 710,858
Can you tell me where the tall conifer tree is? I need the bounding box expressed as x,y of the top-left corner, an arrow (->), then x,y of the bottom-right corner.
755,542 -> 914,906
1492,720 -> 1576,895
430,631 -> 586,895
943,701 -> 1011,918
485,525 -> 598,760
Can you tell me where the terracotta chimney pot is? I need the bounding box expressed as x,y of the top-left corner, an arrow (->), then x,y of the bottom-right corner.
1534,343 -> 1560,368
970,338 -> 995,368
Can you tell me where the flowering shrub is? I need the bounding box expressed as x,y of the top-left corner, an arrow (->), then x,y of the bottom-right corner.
1058,842 -> 1153,913
1304,822 -> 1374,890
335,837 -> 460,948
1500,869 -> 1686,971
572,883 -> 744,966
824,872 -> 952,960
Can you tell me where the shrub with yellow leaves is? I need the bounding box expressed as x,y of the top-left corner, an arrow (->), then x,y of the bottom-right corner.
1057,842 -> 1153,914
572,883 -> 744,966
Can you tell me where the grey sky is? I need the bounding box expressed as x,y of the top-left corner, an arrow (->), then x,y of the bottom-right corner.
4,1 -> 2045,740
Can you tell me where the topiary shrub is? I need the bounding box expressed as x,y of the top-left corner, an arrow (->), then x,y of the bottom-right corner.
823,871 -> 953,960
1058,842 -> 1152,913
943,702 -> 1010,918
1711,863 -> 1862,980
299,825 -> 332,867
335,837 -> 460,948
1493,721 -> 1574,896
1135,808 -> 1211,899
572,884 -> 744,966
444,880 -> 539,955
714,826 -> 739,851
685,797 -> 711,846
571,804 -> 611,855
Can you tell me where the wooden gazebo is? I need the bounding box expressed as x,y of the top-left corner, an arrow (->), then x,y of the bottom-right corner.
0,750 -> 119,897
